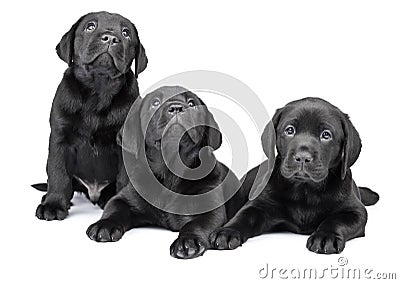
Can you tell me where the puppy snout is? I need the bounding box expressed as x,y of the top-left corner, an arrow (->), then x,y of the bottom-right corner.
294,151 -> 313,164
168,104 -> 184,114
101,34 -> 120,46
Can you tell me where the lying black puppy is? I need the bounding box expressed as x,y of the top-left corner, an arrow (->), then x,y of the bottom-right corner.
33,11 -> 148,220
86,86 -> 245,259
210,97 -> 379,254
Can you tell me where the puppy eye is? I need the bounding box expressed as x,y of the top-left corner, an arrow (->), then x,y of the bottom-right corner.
122,28 -> 131,38
284,125 -> 296,137
188,99 -> 196,107
85,22 -> 96,32
151,98 -> 161,107
320,130 -> 333,141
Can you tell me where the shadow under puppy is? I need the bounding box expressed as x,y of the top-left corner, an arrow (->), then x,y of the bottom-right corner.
210,97 -> 379,254
33,11 -> 148,220
86,86 -> 246,259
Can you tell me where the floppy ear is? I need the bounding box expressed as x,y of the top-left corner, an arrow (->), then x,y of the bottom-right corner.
134,43 -> 148,78
205,110 -> 222,151
196,97 -> 222,151
56,15 -> 85,66
131,24 -> 148,78
340,113 -> 362,180
117,97 -> 143,158
248,108 -> 283,200
261,107 -> 283,160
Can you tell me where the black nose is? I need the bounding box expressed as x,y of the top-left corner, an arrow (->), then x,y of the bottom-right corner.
294,151 -> 313,164
168,104 -> 184,114
101,34 -> 120,46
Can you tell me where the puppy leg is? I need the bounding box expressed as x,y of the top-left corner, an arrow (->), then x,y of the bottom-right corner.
96,183 -> 116,209
36,142 -> 73,221
210,200 -> 278,250
170,208 -> 225,259
86,186 -> 146,242
306,205 -> 367,254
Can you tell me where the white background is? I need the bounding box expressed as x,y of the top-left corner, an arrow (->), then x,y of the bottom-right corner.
1,1 -> 399,283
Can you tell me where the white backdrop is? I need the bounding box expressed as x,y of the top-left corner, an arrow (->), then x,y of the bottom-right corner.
1,1 -> 399,283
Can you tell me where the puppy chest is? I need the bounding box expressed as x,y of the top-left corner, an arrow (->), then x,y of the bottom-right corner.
285,203 -> 328,233
70,106 -> 122,133
73,142 -> 119,180
72,116 -> 119,147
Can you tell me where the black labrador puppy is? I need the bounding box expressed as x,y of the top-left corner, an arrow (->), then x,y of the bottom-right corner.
210,97 -> 379,254
33,11 -> 148,220
86,86 -> 245,259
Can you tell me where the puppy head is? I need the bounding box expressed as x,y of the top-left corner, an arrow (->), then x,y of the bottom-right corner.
56,11 -> 148,77
262,97 -> 361,184
119,86 -> 222,162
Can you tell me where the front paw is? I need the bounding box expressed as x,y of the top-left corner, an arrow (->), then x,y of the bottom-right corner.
86,219 -> 124,242
170,235 -> 208,259
209,227 -> 243,250
36,202 -> 68,221
307,231 -> 345,254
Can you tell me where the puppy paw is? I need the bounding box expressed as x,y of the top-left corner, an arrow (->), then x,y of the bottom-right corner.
209,228 -> 243,250
170,235 -> 208,259
306,231 -> 345,254
86,219 -> 124,242
36,202 -> 68,221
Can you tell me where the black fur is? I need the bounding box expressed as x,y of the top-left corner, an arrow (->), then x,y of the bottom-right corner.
34,12 -> 148,220
210,97 -> 379,254
86,86 -> 246,259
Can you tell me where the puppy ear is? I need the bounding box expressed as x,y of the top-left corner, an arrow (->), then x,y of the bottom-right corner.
249,108 -> 282,200
261,107 -> 283,160
206,110 -> 222,151
134,43 -> 148,78
117,97 -> 143,158
56,15 -> 84,66
131,24 -> 148,78
196,97 -> 222,151
340,113 -> 362,180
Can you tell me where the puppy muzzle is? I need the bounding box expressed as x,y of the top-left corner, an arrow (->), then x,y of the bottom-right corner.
281,151 -> 328,183
159,103 -> 205,144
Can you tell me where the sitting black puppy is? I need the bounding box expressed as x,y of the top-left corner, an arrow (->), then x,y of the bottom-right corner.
86,86 -> 246,259
210,97 -> 379,254
33,11 -> 148,220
